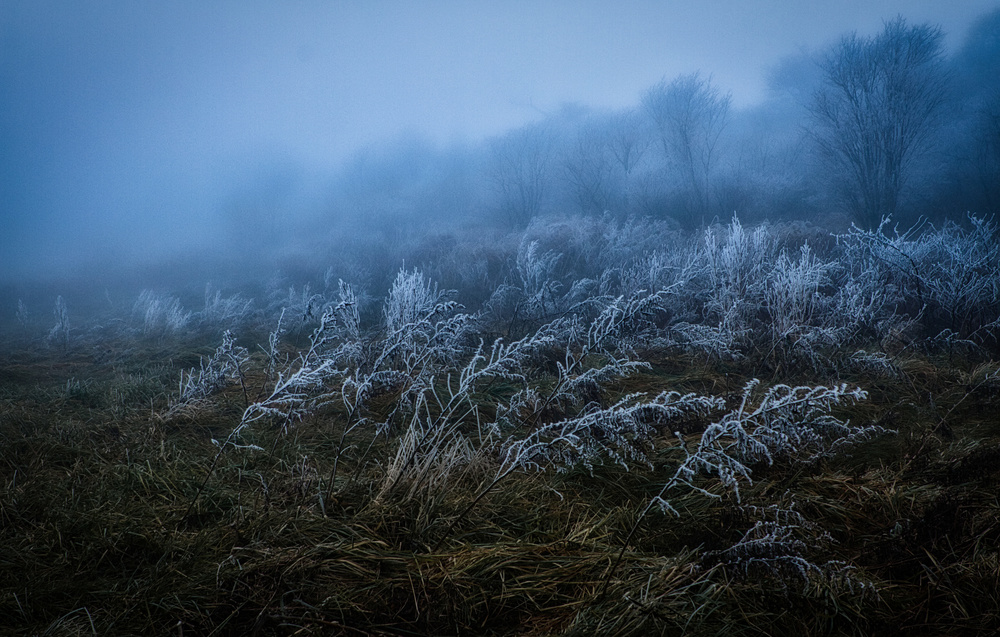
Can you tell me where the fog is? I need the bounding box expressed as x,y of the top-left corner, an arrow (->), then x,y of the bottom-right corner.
7,6 -> 1000,632
1,1 -> 999,285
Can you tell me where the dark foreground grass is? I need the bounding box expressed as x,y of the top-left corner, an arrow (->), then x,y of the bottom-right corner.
1,335 -> 998,636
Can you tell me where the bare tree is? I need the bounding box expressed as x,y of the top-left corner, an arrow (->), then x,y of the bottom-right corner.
604,108 -> 651,178
603,109 -> 652,213
562,109 -> 654,216
809,17 -> 949,229
488,124 -> 553,227
642,72 -> 731,222
563,125 -> 617,215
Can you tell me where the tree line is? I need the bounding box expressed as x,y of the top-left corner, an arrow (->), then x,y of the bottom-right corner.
308,11 -> 1000,237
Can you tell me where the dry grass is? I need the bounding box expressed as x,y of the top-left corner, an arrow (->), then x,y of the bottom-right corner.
1,333 -> 998,636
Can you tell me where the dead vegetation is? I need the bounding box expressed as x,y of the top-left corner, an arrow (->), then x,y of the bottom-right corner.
2,217 -> 998,635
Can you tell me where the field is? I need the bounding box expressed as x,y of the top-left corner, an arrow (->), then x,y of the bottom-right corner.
2,216 -> 999,635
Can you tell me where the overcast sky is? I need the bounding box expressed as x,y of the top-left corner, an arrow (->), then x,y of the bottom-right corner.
2,0 -> 998,277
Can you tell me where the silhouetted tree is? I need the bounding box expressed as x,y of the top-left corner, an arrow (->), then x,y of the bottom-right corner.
809,17 -> 949,229
602,109 -> 651,175
488,124 -> 553,227
603,109 -> 652,213
642,72 -> 731,223
563,122 -> 617,215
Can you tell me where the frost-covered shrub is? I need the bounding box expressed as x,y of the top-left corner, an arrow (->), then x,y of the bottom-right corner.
701,217 -> 775,320
711,380 -> 878,465
48,295 -> 70,348
15,299 -> 29,330
839,215 -> 1000,348
383,268 -> 446,334
515,239 -> 563,317
132,290 -> 191,338
377,318 -> 565,503
486,291 -> 695,476
763,243 -> 845,369
668,218 -> 775,360
646,217 -> 918,370
498,390 -> 724,475
617,247 -> 699,301
666,321 -> 746,360
480,238 -> 596,337
199,284 -> 254,330
706,503 -> 873,595
662,218 -> 847,367
375,267 -> 472,381
766,244 -> 833,343
920,216 -> 1000,341
651,379 -> 882,514
166,330 -> 249,419
228,308 -> 345,442
830,269 -> 902,347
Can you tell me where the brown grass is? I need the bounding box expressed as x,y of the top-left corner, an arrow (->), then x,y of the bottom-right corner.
1,335 -> 998,635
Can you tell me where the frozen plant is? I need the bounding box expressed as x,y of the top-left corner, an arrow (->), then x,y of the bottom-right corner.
707,380 -> 878,466
383,267 -> 446,333
480,239 -> 578,335
618,247 -> 700,302
920,215 -> 1000,340
706,503 -> 873,595
317,279 -> 364,368
764,243 -> 838,356
229,306 -> 344,441
47,295 -> 70,348
166,330 -> 250,418
497,390 -> 724,475
268,281 -> 328,329
185,314 -> 346,518
604,379 -> 885,589
650,379 -> 881,516
839,217 -> 932,307
515,239 -> 563,318
377,321 -> 564,503
846,350 -> 901,378
379,392 -> 477,503
434,386 -> 723,551
200,284 -> 254,329
666,321 -> 745,361
133,290 -> 191,337
373,267 -> 472,383
15,299 -> 29,329
839,215 -> 1000,343
495,292 -> 669,429
830,271 -> 901,346
327,283 -> 566,506
663,217 -> 775,360
333,279 -> 361,342
700,217 -> 774,326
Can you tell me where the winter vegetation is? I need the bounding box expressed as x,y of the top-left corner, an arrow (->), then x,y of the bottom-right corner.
2,10 -> 1000,637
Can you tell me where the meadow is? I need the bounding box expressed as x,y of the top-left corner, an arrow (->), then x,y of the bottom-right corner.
2,214 -> 999,635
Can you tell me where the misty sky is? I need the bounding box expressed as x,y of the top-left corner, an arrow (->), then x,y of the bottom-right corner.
2,0 -> 998,278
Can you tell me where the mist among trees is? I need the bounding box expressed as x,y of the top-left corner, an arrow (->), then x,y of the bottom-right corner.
186,10 -> 1000,288
2,9 -> 1000,637
318,12 -> 999,232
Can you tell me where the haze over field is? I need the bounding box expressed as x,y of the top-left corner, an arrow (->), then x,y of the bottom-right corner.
4,5 -> 1000,634
1,1 -> 999,280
